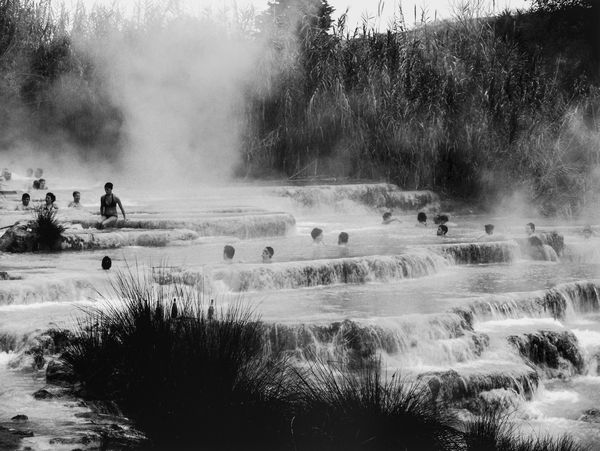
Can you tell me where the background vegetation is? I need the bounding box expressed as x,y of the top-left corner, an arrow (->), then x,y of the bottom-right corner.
0,0 -> 598,213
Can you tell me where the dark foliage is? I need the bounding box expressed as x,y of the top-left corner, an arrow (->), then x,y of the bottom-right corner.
30,207 -> 64,251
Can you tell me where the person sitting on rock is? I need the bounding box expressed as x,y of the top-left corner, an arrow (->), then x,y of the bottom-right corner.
382,212 -> 400,224
437,224 -> 448,236
262,246 -> 274,263
68,191 -> 82,209
42,192 -> 58,211
99,182 -> 126,229
15,193 -> 32,211
338,232 -> 349,245
417,212 -> 428,227
311,227 -> 324,244
223,245 -> 235,262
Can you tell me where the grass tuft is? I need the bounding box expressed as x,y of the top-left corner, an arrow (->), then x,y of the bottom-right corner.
30,207 -> 65,251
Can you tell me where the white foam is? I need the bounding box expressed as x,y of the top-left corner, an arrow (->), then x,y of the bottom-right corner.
572,329 -> 600,349
0,300 -> 94,312
476,317 -> 563,333
0,351 -> 14,365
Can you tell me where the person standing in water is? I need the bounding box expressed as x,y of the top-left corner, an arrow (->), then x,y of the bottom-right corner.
68,191 -> 82,208
15,193 -> 32,211
311,227 -> 324,244
262,246 -> 274,263
99,182 -> 126,229
42,192 -> 58,211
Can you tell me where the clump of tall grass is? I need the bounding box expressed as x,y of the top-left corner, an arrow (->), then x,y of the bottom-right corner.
62,265 -> 296,449
463,409 -> 587,451
291,361 -> 461,450
30,207 -> 65,251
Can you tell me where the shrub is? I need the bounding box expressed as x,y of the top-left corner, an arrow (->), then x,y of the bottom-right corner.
291,360 -> 461,451
30,207 -> 65,251
463,409 -> 587,451
62,266 -> 297,449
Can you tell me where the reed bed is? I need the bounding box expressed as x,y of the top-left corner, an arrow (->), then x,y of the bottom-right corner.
1,0 -> 598,213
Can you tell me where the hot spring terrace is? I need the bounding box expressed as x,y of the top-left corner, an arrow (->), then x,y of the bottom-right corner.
3,182 -> 600,446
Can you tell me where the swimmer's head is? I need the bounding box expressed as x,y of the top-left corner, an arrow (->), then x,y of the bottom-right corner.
526,222 -> 535,235
417,212 -> 427,224
45,192 -> 56,204
434,214 -> 449,225
338,232 -> 349,245
437,224 -> 448,236
583,225 -> 593,239
484,224 -> 494,235
38,178 -> 46,190
26,168 -> 33,177
104,182 -> 113,193
311,227 -> 323,242
34,168 -> 43,178
21,193 -> 30,206
262,246 -> 274,262
72,191 -> 80,202
223,245 -> 235,260
101,256 -> 112,270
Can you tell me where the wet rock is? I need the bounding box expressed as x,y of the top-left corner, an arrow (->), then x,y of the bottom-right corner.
476,389 -> 522,413
49,435 -> 92,445
33,389 -> 53,399
579,408 -> 600,423
0,223 -> 35,252
46,359 -> 76,386
440,241 -> 519,264
418,366 -> 539,405
11,415 -> 28,422
508,330 -> 584,377
11,429 -> 34,437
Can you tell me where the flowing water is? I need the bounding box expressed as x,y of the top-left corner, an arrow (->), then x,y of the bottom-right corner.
2,180 -> 600,448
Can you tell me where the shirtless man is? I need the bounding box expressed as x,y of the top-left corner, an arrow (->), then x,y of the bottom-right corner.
99,182 -> 126,229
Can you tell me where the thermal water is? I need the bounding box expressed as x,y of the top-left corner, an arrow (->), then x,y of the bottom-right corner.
2,181 -> 600,448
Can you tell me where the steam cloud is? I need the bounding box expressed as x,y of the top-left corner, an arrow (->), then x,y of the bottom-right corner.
68,6 -> 261,188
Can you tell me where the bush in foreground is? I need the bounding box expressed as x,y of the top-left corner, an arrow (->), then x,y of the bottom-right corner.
62,267 -> 295,449
464,409 -> 587,451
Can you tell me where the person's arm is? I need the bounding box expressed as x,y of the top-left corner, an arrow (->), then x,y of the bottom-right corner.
116,197 -> 126,220
100,195 -> 105,216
